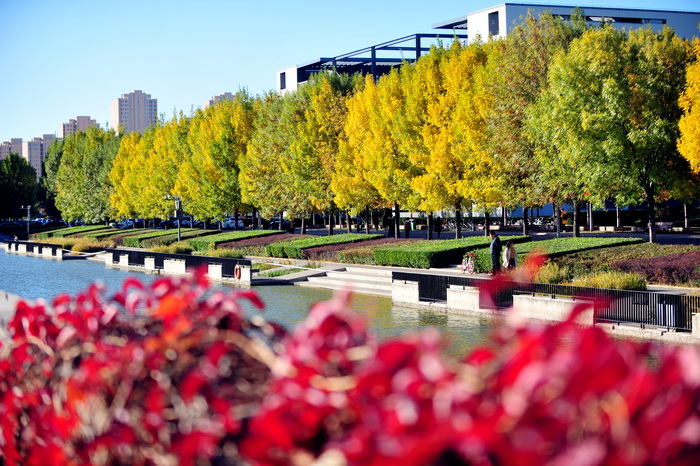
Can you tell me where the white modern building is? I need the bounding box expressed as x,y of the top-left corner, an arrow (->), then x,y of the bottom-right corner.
203,92 -> 235,109
433,3 -> 700,42
58,116 -> 100,139
110,90 -> 158,135
277,3 -> 700,93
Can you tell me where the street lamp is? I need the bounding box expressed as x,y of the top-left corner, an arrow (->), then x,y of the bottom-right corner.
20,205 -> 30,240
164,195 -> 182,242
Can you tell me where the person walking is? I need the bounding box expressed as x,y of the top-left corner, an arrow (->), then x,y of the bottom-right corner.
490,231 -> 502,275
502,240 -> 516,271
404,219 -> 411,238
435,217 -> 443,239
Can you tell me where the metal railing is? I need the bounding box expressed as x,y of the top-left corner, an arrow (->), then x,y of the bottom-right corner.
392,271 -> 698,332
106,249 -> 251,278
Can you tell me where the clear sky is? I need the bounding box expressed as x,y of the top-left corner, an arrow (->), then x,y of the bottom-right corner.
1,0 -> 698,143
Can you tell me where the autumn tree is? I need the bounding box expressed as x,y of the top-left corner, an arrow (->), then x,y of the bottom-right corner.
181,91 -> 254,222
679,40 -> 700,171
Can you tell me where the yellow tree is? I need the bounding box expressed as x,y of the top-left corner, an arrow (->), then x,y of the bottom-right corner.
181,91 -> 254,221
679,40 -> 700,171
451,40 -> 505,233
344,68 -> 423,237
332,76 -> 384,222
109,132 -> 144,219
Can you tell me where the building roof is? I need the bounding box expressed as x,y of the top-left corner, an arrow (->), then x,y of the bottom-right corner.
293,33 -> 468,83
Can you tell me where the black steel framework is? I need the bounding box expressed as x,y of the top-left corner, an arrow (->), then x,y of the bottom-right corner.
392,271 -> 698,332
294,33 -> 468,84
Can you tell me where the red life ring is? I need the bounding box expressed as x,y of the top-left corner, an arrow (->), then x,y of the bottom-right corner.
234,264 -> 242,280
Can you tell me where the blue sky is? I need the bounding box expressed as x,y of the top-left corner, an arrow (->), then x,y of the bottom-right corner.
1,0 -> 698,143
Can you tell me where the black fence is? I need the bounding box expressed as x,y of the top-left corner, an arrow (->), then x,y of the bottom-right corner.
6,240 -> 62,257
392,271 -> 698,332
106,249 -> 251,278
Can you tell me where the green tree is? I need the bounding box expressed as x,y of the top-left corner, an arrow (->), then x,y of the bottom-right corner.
487,10 -> 587,232
0,153 -> 38,219
53,128 -> 120,223
531,26 -> 692,243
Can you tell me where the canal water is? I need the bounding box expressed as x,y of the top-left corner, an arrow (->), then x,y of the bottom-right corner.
0,250 -> 493,358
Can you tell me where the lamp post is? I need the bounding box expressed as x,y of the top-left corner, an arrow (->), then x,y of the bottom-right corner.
164,195 -> 182,242
20,205 -> 30,240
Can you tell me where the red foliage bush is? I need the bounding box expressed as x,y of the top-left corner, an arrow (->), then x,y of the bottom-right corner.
613,251 -> 700,286
2,267 -> 700,464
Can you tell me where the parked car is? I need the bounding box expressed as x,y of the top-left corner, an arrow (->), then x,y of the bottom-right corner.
222,218 -> 244,229
268,217 -> 290,230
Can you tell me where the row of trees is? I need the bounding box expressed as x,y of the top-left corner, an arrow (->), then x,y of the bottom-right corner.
37,11 -> 700,242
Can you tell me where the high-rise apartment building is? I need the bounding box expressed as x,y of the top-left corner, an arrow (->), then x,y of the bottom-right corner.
58,116 -> 100,138
22,138 -> 44,181
0,141 -> 11,160
203,92 -> 235,109
110,90 -> 158,135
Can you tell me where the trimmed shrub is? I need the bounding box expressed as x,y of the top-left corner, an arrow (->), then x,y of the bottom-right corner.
266,233 -> 383,258
197,248 -> 244,259
374,236 -> 530,269
568,271 -> 647,290
304,237 -> 409,262
188,230 -> 284,252
613,251 -> 700,286
147,243 -> 194,255
33,225 -> 111,239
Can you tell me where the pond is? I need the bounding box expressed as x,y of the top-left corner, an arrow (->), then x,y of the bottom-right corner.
0,250 -> 494,358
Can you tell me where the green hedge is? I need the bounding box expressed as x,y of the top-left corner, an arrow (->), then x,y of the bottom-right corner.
140,230 -> 217,248
85,228 -> 149,240
266,233 -> 384,258
187,230 -> 284,252
471,236 -> 645,273
374,235 -> 531,269
33,225 -> 112,239
122,228 -> 202,248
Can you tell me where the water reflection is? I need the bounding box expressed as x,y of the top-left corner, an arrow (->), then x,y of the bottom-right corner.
1,250 -> 492,359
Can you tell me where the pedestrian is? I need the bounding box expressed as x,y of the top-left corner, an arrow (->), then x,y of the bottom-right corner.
502,240 -> 516,271
404,220 -> 411,238
435,217 -> 443,239
489,231 -> 502,275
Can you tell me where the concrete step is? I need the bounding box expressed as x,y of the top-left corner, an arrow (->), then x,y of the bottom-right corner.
296,268 -> 393,296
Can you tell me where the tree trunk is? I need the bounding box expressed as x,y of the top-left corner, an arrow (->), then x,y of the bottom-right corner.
502,204 -> 507,227
302,217 -> 307,235
484,211 -> 490,237
455,204 -> 462,239
646,187 -> 656,243
427,212 -> 433,240
522,207 -> 529,236
365,206 -> 371,234
588,202 -> 593,232
616,204 -> 622,229
554,203 -> 561,238
279,211 -> 284,230
346,210 -> 351,233
328,210 -> 334,236
394,203 -> 401,239
685,203 -> 690,230
573,201 -> 580,237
